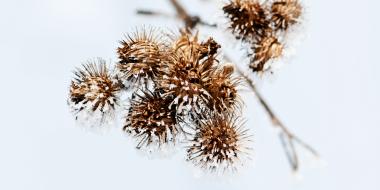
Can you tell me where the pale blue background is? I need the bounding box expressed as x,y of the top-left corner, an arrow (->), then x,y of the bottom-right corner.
0,0 -> 379,189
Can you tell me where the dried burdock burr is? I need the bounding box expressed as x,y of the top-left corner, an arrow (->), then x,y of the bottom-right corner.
270,0 -> 303,31
186,113 -> 252,173
206,65 -> 241,113
223,0 -> 270,41
250,35 -> 284,73
158,31 -> 219,114
68,59 -> 122,127
117,28 -> 168,87
66,0 -> 318,175
123,90 -> 181,151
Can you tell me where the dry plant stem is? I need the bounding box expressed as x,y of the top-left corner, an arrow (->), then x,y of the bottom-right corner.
169,0 -> 199,29
167,0 -> 318,171
136,10 -> 172,18
234,65 -> 319,171
137,0 -> 216,29
169,0 -> 188,20
136,0 -> 199,30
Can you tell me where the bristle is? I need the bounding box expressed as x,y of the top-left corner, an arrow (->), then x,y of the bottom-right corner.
186,114 -> 252,174
206,65 -> 241,113
158,31 -> 220,115
223,0 -> 270,41
68,59 -> 121,127
249,35 -> 284,73
116,28 -> 168,87
124,90 -> 181,151
271,0 -> 302,31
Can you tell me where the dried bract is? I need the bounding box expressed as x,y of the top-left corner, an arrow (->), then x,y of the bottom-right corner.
117,28 -> 167,86
199,37 -> 221,59
271,0 -> 302,31
124,90 -> 180,150
69,59 -> 121,126
223,0 -> 270,41
187,114 -> 251,173
171,30 -> 220,59
250,35 -> 283,73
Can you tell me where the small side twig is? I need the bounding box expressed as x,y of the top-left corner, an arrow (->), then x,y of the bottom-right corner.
136,10 -> 172,18
137,0 -> 216,29
169,0 -> 200,29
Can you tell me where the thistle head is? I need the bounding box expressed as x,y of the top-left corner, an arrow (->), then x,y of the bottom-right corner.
68,59 -> 121,127
250,35 -> 284,73
124,90 -> 181,152
223,0 -> 270,41
271,0 -> 303,31
186,114 -> 252,174
117,28 -> 168,87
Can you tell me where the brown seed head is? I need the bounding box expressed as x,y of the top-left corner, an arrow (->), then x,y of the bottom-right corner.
124,90 -> 180,150
206,65 -> 241,113
250,35 -> 283,73
69,59 -> 121,122
187,114 -> 251,173
223,0 -> 270,41
158,31 -> 220,114
271,0 -> 302,31
117,28 -> 167,86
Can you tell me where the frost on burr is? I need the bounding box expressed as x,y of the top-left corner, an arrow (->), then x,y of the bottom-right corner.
186,114 -> 252,174
123,90 -> 182,153
68,59 -> 122,127
117,28 -> 168,87
271,0 -> 303,32
223,0 -> 270,41
250,35 -> 284,73
158,31 -> 220,115
206,65 -> 241,113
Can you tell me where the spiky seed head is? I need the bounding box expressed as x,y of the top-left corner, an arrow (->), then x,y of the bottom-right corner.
250,35 -> 284,73
186,114 -> 252,173
271,0 -> 303,31
68,59 -> 121,126
158,31 -> 219,114
206,65 -> 241,113
117,28 -> 167,86
223,0 -> 270,41
124,90 -> 180,151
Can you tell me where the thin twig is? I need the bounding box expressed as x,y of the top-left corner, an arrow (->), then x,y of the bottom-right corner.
169,0 -> 199,29
137,0 -> 216,29
166,0 -> 318,171
136,10 -> 172,18
233,64 -> 319,171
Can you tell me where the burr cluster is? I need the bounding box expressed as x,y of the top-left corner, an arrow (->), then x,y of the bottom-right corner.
223,0 -> 303,73
68,28 -> 252,174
